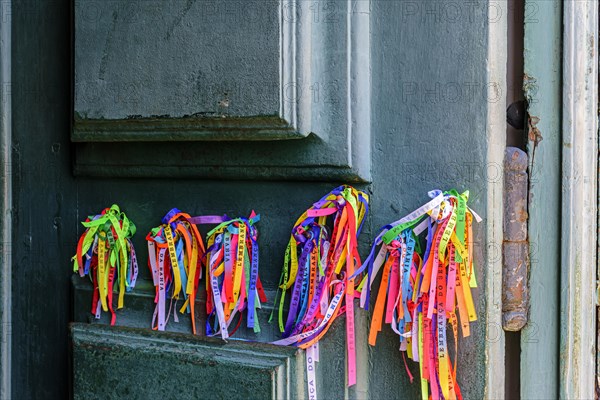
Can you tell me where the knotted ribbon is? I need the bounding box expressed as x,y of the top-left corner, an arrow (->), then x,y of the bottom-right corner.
190,212 -> 266,340
146,208 -> 206,334
356,189 -> 481,400
72,204 -> 137,325
271,185 -> 369,400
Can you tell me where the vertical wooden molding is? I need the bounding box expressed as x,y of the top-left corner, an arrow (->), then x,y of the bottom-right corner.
280,0 -> 298,131
0,1 -> 11,397
561,1 -> 598,398
347,0 -> 371,182
345,4 -> 371,393
521,2 -> 562,399
485,1 -> 507,398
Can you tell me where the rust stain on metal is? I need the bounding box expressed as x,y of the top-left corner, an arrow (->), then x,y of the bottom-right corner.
502,147 -> 530,331
517,208 -> 528,222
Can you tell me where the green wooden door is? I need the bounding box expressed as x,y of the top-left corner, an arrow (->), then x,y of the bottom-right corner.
8,1 -> 505,398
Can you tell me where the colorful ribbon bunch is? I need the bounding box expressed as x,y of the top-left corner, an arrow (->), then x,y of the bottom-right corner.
192,212 -> 266,340
70,189 -> 483,399
358,190 -> 480,400
72,204 -> 138,325
146,208 -> 206,334
271,185 -> 369,397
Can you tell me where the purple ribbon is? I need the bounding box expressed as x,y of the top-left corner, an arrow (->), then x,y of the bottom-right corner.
283,240 -> 314,337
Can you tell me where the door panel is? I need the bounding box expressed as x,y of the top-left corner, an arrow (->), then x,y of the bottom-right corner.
71,323 -> 305,400
75,1 -> 281,122
72,0 -> 371,182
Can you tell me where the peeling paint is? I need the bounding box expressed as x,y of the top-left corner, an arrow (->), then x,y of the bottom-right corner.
523,74 -> 543,145
528,115 -> 543,144
523,73 -> 538,102
523,74 -> 543,189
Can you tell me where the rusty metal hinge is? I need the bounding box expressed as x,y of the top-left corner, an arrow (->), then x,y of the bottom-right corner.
502,147 -> 529,331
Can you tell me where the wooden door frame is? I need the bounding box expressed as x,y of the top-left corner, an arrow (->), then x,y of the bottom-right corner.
522,1 -> 562,398
0,0 -> 12,398
561,1 -> 598,398
523,2 -> 598,398
485,1 -> 508,398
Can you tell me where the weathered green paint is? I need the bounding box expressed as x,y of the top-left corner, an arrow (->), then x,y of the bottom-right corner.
11,0 -> 75,398
74,1 -> 281,120
71,323 -> 305,400
73,139 -> 371,182
522,2 -> 561,399
483,4 -> 508,397
11,0 -> 505,398
560,1 -> 598,398
73,274 -> 374,399
72,116 -> 307,142
0,1 -> 12,397
71,276 -> 282,340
